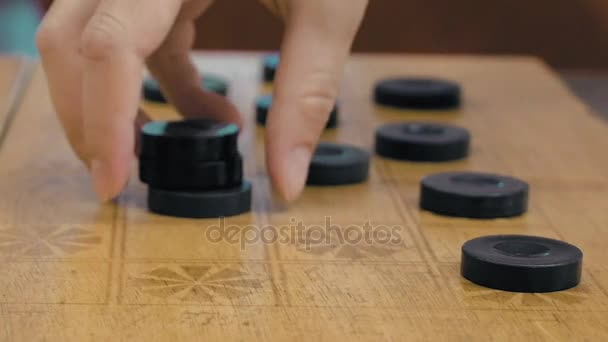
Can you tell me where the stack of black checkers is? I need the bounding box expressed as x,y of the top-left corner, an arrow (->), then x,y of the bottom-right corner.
375,122 -> 470,161
256,94 -> 339,129
262,54 -> 279,82
307,142 -> 370,186
139,119 -> 251,218
143,74 -> 229,103
374,78 -> 461,110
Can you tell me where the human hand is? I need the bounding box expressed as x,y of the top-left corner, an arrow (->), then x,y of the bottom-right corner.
36,0 -> 368,202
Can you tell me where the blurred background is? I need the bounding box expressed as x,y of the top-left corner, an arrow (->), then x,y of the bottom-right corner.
1,0 -> 606,116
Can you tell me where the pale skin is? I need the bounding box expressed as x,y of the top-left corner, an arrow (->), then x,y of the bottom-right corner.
36,0 -> 369,202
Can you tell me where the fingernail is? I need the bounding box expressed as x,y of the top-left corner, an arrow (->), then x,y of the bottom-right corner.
282,145 -> 313,202
90,159 -> 114,202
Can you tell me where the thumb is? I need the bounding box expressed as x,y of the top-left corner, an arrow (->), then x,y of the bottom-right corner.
265,0 -> 368,202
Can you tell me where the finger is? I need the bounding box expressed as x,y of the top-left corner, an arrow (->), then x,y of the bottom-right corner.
80,0 -> 182,201
147,12 -> 242,126
36,0 -> 99,161
266,0 -> 368,201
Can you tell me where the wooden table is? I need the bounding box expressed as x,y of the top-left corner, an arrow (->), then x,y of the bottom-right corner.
1,53 -> 607,341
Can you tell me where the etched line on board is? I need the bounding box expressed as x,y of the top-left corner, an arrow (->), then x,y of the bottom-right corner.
129,264 -> 265,302
0,224 -> 102,257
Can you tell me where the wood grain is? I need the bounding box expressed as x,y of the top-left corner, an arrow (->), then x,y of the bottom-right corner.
1,53 -> 607,341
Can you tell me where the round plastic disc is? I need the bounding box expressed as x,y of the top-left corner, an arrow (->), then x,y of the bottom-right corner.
374,78 -> 461,109
140,119 -> 239,161
375,122 -> 470,161
420,171 -> 529,218
262,54 -> 279,82
143,74 -> 228,103
148,181 -> 252,219
461,235 -> 583,293
139,154 -> 243,190
256,94 -> 338,129
307,142 -> 370,186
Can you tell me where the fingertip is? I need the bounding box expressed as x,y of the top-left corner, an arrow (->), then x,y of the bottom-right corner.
268,144 -> 313,203
90,158 -> 130,202
222,97 -> 244,128
85,119 -> 137,202
168,85 -> 244,128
